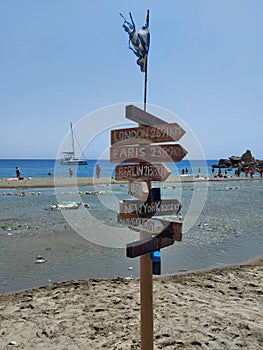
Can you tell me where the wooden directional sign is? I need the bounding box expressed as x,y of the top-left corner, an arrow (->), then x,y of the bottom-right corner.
110,144 -> 187,163
128,181 -> 149,202
119,216 -> 180,235
111,123 -> 185,146
115,163 -> 171,182
118,199 -> 181,220
125,105 -> 167,126
120,217 -> 166,234
126,221 -> 182,258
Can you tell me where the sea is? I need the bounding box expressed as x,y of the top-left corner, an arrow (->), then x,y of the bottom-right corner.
0,159 -> 263,294
0,159 -> 213,179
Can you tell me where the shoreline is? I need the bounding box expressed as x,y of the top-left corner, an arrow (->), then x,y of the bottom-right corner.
0,175 -> 262,189
0,257 -> 262,349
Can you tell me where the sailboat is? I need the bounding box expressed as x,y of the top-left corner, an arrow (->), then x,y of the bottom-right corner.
60,122 -> 87,165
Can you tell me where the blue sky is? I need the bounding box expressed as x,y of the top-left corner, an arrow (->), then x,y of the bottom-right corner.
1,0 -> 262,160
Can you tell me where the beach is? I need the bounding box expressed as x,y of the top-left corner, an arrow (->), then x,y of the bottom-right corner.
1,175 -> 262,349
0,175 -> 262,189
0,258 -> 262,349
1,0 -> 262,347
0,177 -> 114,189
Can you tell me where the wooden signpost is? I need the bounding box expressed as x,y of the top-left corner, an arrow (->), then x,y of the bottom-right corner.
116,10 -> 189,349
128,181 -> 149,202
118,199 -> 181,220
110,104 -> 187,350
125,104 -> 167,125
119,217 -> 176,234
115,163 -> 172,181
126,221 -> 182,258
111,122 -> 185,145
110,144 -> 187,163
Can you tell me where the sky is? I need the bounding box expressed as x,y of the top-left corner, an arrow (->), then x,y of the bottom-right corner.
1,0 -> 262,160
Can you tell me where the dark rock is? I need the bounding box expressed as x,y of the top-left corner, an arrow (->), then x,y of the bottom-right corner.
229,156 -> 242,167
191,340 -> 202,346
218,159 -> 232,168
213,150 -> 262,171
95,308 -> 104,312
242,150 -> 255,164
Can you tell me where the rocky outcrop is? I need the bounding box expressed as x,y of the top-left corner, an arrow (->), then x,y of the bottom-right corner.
229,156 -> 242,167
217,159 -> 232,168
212,150 -> 262,170
241,150 -> 255,164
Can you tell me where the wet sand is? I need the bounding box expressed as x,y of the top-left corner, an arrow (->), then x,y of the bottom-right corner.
0,258 -> 262,349
0,175 -> 262,189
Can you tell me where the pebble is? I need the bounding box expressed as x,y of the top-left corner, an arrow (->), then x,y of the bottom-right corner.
125,276 -> 133,280
9,340 -> 17,345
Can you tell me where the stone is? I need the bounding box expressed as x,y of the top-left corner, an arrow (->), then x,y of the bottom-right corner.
242,149 -> 255,164
213,150 -> 262,171
9,340 -> 17,345
229,156 -> 242,166
218,159 -> 231,167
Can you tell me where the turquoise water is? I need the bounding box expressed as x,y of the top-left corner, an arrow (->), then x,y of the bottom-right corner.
0,172 -> 263,294
1,158 -> 213,178
1,158 -> 261,179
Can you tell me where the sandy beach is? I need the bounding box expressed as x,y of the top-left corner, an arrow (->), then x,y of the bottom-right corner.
0,177 -> 114,189
1,175 -> 262,349
0,258 -> 262,349
0,175 -> 262,189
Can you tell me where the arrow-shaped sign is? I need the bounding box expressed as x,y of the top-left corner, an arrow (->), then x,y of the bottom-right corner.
115,163 -> 172,182
119,217 -> 166,234
110,144 -> 187,163
111,123 -> 185,146
126,221 -> 182,258
119,216 -> 182,235
128,181 -> 149,202
118,199 -> 181,220
125,105 -> 167,126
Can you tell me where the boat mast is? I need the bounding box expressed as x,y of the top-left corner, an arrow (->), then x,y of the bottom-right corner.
70,122 -> 75,157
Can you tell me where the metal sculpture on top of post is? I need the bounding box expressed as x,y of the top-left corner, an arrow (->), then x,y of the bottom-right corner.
120,10 -> 150,111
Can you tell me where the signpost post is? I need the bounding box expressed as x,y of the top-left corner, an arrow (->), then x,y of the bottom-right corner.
118,10 -> 187,349
110,104 -> 187,350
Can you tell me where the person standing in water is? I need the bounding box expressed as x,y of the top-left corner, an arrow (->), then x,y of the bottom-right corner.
16,167 -> 20,179
96,164 -> 101,178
